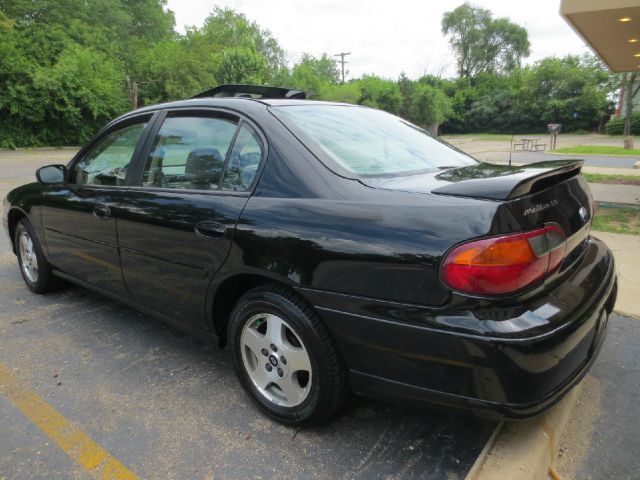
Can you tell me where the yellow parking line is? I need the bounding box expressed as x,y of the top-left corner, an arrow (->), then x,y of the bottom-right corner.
0,362 -> 139,480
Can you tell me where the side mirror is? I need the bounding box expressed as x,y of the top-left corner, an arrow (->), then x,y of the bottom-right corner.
36,164 -> 66,185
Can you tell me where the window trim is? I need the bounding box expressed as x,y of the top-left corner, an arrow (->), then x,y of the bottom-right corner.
127,107 -> 268,197
217,119 -> 243,190
66,112 -> 159,187
219,120 -> 265,192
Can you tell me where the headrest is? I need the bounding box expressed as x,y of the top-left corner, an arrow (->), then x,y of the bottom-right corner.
185,148 -> 223,185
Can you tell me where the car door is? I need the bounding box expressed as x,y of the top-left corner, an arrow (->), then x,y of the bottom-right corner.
42,113 -> 156,295
117,109 -> 265,329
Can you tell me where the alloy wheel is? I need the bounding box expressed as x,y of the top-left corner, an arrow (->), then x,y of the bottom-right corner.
19,231 -> 39,283
240,313 -> 312,407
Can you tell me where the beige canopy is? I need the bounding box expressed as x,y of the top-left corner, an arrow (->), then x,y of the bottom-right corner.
561,0 -> 640,72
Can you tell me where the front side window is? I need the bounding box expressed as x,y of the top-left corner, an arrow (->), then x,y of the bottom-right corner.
141,115 -> 238,190
271,105 -> 476,177
73,121 -> 148,186
222,124 -> 263,192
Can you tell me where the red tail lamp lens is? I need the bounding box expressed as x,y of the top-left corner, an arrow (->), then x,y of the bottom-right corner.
441,225 -> 566,295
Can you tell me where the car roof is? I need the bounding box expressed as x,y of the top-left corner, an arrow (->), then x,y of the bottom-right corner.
257,99 -> 354,107
104,97 -> 362,135
118,97 -> 354,119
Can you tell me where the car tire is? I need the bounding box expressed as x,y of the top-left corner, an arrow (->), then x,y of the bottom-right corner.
228,284 -> 349,426
15,218 -> 61,294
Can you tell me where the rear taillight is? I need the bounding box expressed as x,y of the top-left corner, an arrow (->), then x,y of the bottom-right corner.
441,225 -> 566,295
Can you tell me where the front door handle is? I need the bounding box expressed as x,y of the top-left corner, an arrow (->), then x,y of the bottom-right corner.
93,205 -> 111,220
195,221 -> 227,239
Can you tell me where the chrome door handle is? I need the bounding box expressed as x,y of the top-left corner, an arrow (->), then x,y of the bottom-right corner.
194,221 -> 226,239
93,205 -> 111,219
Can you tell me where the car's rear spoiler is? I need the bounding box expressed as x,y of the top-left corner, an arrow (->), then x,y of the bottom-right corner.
432,160 -> 584,200
192,84 -> 306,99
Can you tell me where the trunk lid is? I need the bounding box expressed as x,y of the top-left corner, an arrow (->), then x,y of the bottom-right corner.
360,160 -> 594,272
360,160 -> 583,200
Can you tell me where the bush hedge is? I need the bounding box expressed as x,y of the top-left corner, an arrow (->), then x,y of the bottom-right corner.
605,114 -> 640,135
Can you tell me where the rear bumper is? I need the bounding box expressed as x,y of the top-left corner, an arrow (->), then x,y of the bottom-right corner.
299,236 -> 617,419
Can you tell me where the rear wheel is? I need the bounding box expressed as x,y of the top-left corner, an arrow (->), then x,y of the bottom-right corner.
228,285 -> 349,425
15,219 -> 60,294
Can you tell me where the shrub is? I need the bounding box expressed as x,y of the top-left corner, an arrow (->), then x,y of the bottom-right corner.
605,114 -> 640,135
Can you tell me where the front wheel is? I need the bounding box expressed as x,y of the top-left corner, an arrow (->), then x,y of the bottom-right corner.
15,219 -> 61,294
228,285 -> 349,426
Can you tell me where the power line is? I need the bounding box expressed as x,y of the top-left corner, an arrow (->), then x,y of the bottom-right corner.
333,52 -> 351,84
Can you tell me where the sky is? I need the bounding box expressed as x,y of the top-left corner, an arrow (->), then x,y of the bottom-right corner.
165,0 -> 591,79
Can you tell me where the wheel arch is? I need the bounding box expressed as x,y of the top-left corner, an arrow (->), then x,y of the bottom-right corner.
210,271 -> 297,347
7,207 -> 28,254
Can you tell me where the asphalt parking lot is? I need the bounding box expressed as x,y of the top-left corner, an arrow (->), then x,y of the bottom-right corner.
0,231 -> 496,479
2,148 -> 639,479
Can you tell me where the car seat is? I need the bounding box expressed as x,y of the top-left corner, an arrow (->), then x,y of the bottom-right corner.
185,148 -> 224,189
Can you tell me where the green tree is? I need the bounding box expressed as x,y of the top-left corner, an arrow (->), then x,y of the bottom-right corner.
407,83 -> 452,134
1,0 -> 176,109
621,73 -> 640,148
215,46 -> 269,84
319,83 -> 361,104
194,7 -> 285,82
34,44 -> 127,144
397,72 -> 416,118
142,39 -> 213,103
288,53 -> 340,95
357,76 -> 403,114
442,2 -> 530,78
526,55 -> 612,131
440,54 -> 615,134
0,2 -> 621,147
0,0 -> 176,145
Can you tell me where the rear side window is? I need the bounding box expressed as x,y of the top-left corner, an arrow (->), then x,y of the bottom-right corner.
222,124 -> 263,192
141,116 -> 238,190
272,105 -> 475,177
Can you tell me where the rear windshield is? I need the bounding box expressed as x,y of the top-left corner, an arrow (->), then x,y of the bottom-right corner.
271,104 -> 475,177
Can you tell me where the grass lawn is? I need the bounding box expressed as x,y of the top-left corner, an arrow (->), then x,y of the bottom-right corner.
583,173 -> 640,186
593,205 -> 640,235
555,146 -> 640,156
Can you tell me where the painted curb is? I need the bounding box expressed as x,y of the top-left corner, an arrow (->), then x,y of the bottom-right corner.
466,385 -> 581,480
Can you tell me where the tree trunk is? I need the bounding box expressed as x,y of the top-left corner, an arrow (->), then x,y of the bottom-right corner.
624,74 -> 635,149
125,76 -> 138,111
426,123 -> 439,136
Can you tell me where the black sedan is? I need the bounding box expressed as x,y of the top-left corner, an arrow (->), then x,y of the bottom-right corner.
3,85 -> 617,425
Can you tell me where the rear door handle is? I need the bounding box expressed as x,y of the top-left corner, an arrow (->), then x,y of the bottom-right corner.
93,205 -> 111,220
195,221 -> 227,239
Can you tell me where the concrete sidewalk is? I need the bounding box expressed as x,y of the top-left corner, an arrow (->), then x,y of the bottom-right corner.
591,231 -> 640,318
555,314 -> 640,479
472,314 -> 639,480
590,183 -> 640,205
582,166 -> 640,176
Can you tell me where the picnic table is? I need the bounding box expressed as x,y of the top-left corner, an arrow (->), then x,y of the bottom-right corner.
513,137 -> 546,152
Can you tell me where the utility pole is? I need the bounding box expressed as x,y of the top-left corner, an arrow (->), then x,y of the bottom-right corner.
333,52 -> 351,84
125,76 -> 149,111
